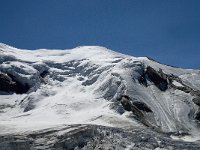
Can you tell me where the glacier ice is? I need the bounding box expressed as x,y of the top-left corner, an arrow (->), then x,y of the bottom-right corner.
0,43 -> 200,149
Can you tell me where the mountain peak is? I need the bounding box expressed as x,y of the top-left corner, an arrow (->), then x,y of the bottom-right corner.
0,44 -> 200,148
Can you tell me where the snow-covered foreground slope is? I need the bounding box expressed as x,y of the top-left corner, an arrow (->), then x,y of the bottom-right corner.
0,43 -> 200,149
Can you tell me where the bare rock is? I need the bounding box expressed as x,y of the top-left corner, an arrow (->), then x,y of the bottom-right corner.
132,101 -> 152,113
0,73 -> 30,94
192,97 -> 200,106
146,66 -> 168,91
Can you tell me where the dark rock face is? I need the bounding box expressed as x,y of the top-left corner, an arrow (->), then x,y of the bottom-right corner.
40,70 -> 49,78
192,97 -> 200,106
119,95 -> 154,127
121,96 -> 132,111
146,67 -> 168,91
132,101 -> 152,113
138,66 -> 168,91
120,95 -> 152,113
0,73 -> 14,92
175,86 -> 191,93
0,73 -> 30,94
120,95 -> 145,119
195,111 -> 200,121
192,97 -> 200,122
138,74 -> 147,87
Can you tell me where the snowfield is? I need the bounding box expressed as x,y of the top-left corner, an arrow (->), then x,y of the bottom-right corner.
0,43 -> 200,149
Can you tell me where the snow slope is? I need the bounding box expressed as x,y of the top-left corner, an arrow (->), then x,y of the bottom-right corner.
0,43 -> 200,141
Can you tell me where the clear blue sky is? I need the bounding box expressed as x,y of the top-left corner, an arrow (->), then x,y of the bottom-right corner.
0,0 -> 200,69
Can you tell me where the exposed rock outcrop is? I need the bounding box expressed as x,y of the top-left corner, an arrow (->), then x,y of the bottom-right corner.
194,110 -> 200,122
146,66 -> 168,91
120,95 -> 153,114
119,95 -> 153,127
138,66 -> 168,91
132,101 -> 152,113
193,97 -> 200,107
40,70 -> 49,78
0,73 -> 30,94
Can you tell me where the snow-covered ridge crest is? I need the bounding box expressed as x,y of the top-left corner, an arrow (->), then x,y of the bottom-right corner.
0,43 -> 144,63
0,43 -> 200,142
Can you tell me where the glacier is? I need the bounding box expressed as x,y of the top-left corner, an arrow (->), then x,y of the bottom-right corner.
0,43 -> 200,149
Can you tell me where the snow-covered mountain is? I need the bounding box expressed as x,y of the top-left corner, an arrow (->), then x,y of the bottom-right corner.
0,43 -> 200,149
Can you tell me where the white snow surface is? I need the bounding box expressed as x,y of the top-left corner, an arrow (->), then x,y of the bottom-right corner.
0,43 -> 200,142
172,81 -> 184,87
